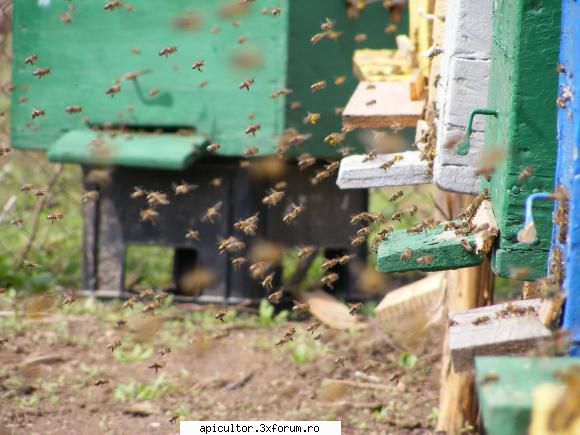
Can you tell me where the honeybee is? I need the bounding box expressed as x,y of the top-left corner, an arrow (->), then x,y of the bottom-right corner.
335,357 -> 345,367
31,108 -> 45,119
139,208 -> 159,224
297,154 -> 316,170
310,169 -> 330,185
245,123 -> 261,136
268,289 -> 284,304
385,24 -> 397,33
310,81 -> 327,92
202,201 -> 223,223
271,88 -> 292,99
139,288 -> 155,300
472,316 -> 490,326
231,257 -> 247,269
210,177 -> 223,188
206,143 -> 221,153
148,361 -> 165,373
338,254 -> 354,265
270,7 -> 282,15
192,59 -> 205,71
169,415 -> 180,424
324,132 -> 346,145
518,166 -> 534,181
147,191 -> 169,207
237,36 -> 248,44
239,78 -> 255,91
261,272 -> 275,291
389,191 -> 404,202
65,105 -> 82,114
356,227 -> 371,237
362,150 -> 377,162
400,248 -> 412,262
47,212 -> 64,223
460,239 -> 473,252
23,260 -> 39,269
311,32 -> 326,45
154,291 -> 169,303
306,320 -> 321,334
242,146 -> 259,157
215,311 -> 227,322
173,181 -> 197,195
304,112 -> 321,125
20,183 -> 33,192
234,212 -> 260,236
142,301 -> 161,313
62,295 -> 75,305
292,302 -> 310,313
321,258 -> 339,271
33,189 -> 48,197
404,205 -> 418,217
380,155 -> 403,172
334,76 -> 346,86
416,255 -> 433,265
94,379 -> 109,387
274,181 -> 287,190
217,236 -> 245,254
107,340 -> 122,352
105,83 -> 121,97
320,18 -> 335,31
159,46 -> 177,57
130,186 -> 146,199
351,236 -> 366,247
366,99 -> 377,106
321,272 -> 339,289
290,101 -> 302,110
33,67 -> 50,78
199,80 -> 209,88
282,203 -> 305,224
348,302 -> 362,316
149,88 -> 160,97
104,1 -> 122,10
297,246 -> 315,260
325,161 -> 340,174
249,261 -> 272,280
24,54 -> 38,65
355,33 -> 368,43
123,296 -> 137,309
262,189 -> 285,207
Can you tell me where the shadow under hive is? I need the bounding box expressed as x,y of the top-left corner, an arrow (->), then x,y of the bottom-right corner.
83,159 -> 367,303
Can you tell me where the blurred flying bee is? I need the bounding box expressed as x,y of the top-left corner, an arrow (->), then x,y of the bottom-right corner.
311,32 -> 326,45
237,36 -> 248,44
124,69 -> 151,80
159,46 -> 177,57
0,337 -> 7,350
249,261 -> 272,280
271,88 -> 292,99
231,256 -> 247,269
366,99 -> 376,106
334,76 -> 346,86
199,80 -> 209,88
518,166 -> 534,181
169,415 -> 180,425
239,78 -> 254,91
192,59 -> 205,71
274,181 -> 287,190
304,112 -> 321,125
472,315 -> 490,326
290,101 -> 302,110
33,189 -> 48,197
31,108 -> 45,119
261,272 -> 275,291
215,311 -> 227,322
62,295 -> 75,305
389,191 -> 404,202
356,226 -> 371,237
362,150 -> 377,162
297,153 -> 316,170
335,107 -> 345,115
306,320 -> 321,334
461,239 -> 473,252
147,191 -> 170,207
322,258 -> 339,271
385,24 -> 397,33
325,161 -> 340,174
202,201 -> 223,223
139,208 -> 159,224
338,254 -> 354,265
416,255 -> 433,265
158,347 -> 171,358
348,302 -> 362,316
234,212 -> 260,236
116,319 -> 127,328
324,132 -> 346,146
321,17 -> 335,31
23,260 -> 38,269
207,143 -> 221,153
311,81 -> 327,92
262,189 -> 285,207
94,379 -> 109,387
335,356 -> 345,367
104,1 -> 122,10
391,211 -> 403,222
404,205 -> 418,216
173,180 -> 197,195
217,236 -> 246,254
148,361 -> 165,373
268,289 -> 284,304
313,334 -> 322,341
185,229 -> 199,240
107,339 -> 122,352
380,155 -> 403,172
351,236 -> 366,247
311,169 -> 330,185
283,203 -> 305,224
293,302 -> 310,313
47,212 -> 64,223
271,7 -> 282,15
20,183 -> 33,192
33,67 -> 50,78
355,33 -> 368,43
65,105 -> 82,114
154,291 -> 169,303
142,301 -> 160,313
140,288 -> 154,299
106,83 -> 121,97
244,146 -> 259,157
123,296 -> 137,309
321,272 -> 339,289
297,246 -> 315,260
149,88 -> 160,96
400,248 -> 412,262
24,54 -> 38,65
131,186 -> 146,199
245,123 -> 261,136
210,177 -> 223,187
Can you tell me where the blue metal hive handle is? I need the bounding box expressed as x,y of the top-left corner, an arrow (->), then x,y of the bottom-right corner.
518,192 -> 557,244
456,109 -> 498,156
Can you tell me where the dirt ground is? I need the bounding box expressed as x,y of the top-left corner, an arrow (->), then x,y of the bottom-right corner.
0,294 -> 441,435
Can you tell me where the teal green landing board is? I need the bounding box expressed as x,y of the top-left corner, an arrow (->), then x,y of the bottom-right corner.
376,225 -> 482,273
482,0 -> 562,280
476,356 -> 579,435
47,130 -> 207,170
11,1 -> 402,158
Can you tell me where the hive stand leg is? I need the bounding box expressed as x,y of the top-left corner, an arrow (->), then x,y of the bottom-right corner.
81,167 -> 99,291
436,192 -> 494,433
96,171 -> 126,294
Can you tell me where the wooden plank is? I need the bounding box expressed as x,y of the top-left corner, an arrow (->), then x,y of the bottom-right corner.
352,49 -> 413,82
476,356 -> 580,435
449,299 -> 552,372
302,290 -> 367,331
336,150 -> 431,189
342,82 -> 425,129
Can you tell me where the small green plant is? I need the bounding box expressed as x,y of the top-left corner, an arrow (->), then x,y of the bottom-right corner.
113,343 -> 154,364
428,407 -> 440,423
14,393 -> 39,409
257,299 -> 288,326
397,351 -> 418,370
113,374 -> 176,402
287,333 -> 329,365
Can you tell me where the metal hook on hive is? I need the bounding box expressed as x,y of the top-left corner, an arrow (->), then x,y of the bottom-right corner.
455,108 -> 498,156
517,192 -> 559,244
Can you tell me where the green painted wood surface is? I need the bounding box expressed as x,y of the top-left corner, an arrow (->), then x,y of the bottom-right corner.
376,224 -> 482,273
47,130 -> 207,170
11,1 -> 404,159
476,356 -> 579,435
482,0 -> 561,280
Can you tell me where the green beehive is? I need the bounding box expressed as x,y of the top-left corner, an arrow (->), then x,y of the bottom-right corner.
376,0 -> 561,281
11,0 -> 405,164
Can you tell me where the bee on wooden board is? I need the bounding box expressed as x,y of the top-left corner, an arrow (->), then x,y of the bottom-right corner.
207,143 -> 221,153
400,248 -> 412,262
472,315 -> 490,326
518,166 -> 534,181
245,123 -> 261,136
380,155 -> 403,172
362,150 -> 377,163
460,239 -> 473,252
416,254 -> 433,265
